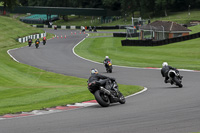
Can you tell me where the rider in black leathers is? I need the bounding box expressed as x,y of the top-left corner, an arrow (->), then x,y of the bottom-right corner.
161,62 -> 182,83
88,68 -> 115,90
28,38 -> 32,46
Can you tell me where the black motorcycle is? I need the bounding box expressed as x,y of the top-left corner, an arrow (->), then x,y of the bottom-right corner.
89,26 -> 92,32
93,27 -> 97,32
43,40 -> 46,45
88,79 -> 125,107
105,61 -> 113,73
28,39 -> 32,47
167,69 -> 183,88
35,41 -> 39,48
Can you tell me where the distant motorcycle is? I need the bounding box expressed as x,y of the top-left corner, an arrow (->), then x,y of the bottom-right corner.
167,70 -> 183,88
89,26 -> 92,32
35,41 -> 39,48
88,79 -> 125,107
93,27 -> 97,32
28,39 -> 32,47
105,61 -> 113,73
43,40 -> 46,45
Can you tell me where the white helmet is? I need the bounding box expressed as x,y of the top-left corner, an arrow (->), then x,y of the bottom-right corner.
162,62 -> 168,67
91,68 -> 98,74
105,56 -> 109,59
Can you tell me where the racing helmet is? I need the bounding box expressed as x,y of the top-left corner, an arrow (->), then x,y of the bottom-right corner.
162,62 -> 168,67
105,56 -> 109,59
91,68 -> 98,74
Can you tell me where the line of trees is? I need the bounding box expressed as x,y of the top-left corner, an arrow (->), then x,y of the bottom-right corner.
1,0 -> 200,18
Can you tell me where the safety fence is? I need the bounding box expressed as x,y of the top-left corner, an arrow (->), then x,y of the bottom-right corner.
17,32 -> 46,43
33,25 -> 81,30
121,32 -> 200,46
113,33 -> 139,37
32,25 -> 135,30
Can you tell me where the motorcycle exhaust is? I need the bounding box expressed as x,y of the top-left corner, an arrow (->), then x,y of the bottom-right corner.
100,87 -> 111,95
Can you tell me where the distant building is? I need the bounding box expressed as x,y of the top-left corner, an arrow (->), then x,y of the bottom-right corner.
139,21 -> 191,40
190,21 -> 200,26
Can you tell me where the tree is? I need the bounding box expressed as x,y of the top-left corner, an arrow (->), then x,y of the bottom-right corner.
102,0 -> 121,11
0,0 -> 18,15
139,0 -> 155,18
121,0 -> 140,17
18,0 -> 28,6
155,0 -> 175,16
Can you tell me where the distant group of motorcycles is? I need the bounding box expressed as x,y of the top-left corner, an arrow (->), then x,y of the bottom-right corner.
87,57 -> 183,107
28,37 -> 47,48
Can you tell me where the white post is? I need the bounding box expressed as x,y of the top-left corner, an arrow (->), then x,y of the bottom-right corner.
23,37 -> 25,43
18,38 -> 22,43
132,17 -> 134,26
161,26 -> 165,39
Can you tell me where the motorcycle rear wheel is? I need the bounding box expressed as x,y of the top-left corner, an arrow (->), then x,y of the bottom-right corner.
106,68 -> 112,73
173,77 -> 183,88
94,90 -> 110,107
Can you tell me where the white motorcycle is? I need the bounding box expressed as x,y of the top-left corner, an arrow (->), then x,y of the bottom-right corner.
168,70 -> 183,88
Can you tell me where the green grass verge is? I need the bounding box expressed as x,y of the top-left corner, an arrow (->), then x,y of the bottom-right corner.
189,24 -> 200,34
0,15 -> 143,115
74,33 -> 200,70
88,32 -> 113,37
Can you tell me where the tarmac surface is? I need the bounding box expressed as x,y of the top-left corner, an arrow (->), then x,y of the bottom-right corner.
2,29 -> 200,133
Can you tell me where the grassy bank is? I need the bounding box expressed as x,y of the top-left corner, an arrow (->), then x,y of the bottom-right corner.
0,15 -> 143,115
151,9 -> 200,24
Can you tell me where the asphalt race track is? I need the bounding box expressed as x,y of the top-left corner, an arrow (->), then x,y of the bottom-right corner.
2,29 -> 200,133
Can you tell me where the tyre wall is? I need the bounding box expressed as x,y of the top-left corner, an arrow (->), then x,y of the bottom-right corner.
121,32 -> 200,46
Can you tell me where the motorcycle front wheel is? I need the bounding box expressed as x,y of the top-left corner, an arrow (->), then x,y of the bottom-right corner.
118,92 -> 126,104
94,90 -> 110,107
35,44 -> 39,48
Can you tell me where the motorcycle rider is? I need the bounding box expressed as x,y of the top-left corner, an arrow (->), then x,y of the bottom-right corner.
35,39 -> 40,47
28,38 -> 32,43
28,38 -> 32,46
161,62 -> 182,83
103,56 -> 111,69
43,36 -> 46,44
88,68 -> 115,90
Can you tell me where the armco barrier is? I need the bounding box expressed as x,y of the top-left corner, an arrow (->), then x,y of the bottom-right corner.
32,25 -> 132,30
113,33 -> 139,37
17,32 -> 46,43
122,32 -> 200,46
